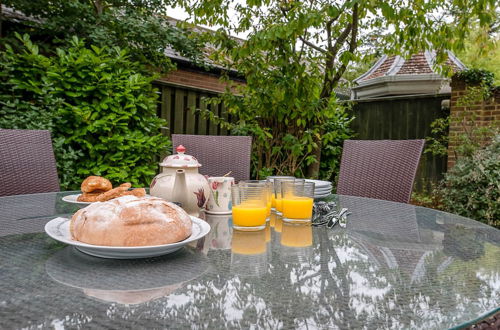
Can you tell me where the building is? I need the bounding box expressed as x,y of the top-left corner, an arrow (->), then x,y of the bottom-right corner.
351,51 -> 466,100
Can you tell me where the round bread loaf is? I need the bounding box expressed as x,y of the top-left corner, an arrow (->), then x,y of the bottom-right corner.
70,196 -> 192,246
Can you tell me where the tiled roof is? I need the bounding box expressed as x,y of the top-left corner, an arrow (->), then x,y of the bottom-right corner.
366,56 -> 397,80
397,53 -> 434,75
356,50 -> 466,83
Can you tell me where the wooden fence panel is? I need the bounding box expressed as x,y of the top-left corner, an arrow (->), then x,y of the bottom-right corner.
186,91 -> 197,134
198,93 -> 209,135
351,95 -> 449,193
155,83 -> 231,137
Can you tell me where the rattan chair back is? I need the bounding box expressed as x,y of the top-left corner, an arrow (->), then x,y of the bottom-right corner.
336,139 -> 424,203
0,129 -> 60,196
172,134 -> 252,182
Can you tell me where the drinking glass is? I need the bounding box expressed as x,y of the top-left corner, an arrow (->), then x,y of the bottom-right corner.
272,178 -> 305,215
239,180 -> 272,221
231,185 -> 267,231
281,181 -> 315,222
266,176 -> 294,210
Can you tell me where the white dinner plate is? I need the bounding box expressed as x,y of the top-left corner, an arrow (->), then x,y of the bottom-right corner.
45,216 -> 211,259
62,194 -> 91,205
314,192 -> 332,198
305,179 -> 332,189
62,193 -> 151,206
315,187 -> 332,192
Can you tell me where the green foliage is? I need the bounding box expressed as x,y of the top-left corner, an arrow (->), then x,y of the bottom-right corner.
0,34 -> 169,189
2,0 -> 204,72
319,110 -> 354,182
455,69 -> 496,88
425,117 -> 451,157
426,81 -> 498,159
196,32 -> 353,179
456,23 -> 500,85
440,135 -> 500,228
184,0 -> 496,178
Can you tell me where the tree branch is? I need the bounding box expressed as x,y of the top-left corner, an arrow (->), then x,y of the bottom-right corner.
332,3 -> 359,83
331,23 -> 353,60
326,19 -> 333,51
320,3 -> 359,99
299,36 -> 326,53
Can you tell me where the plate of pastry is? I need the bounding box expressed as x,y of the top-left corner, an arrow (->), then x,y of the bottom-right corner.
62,176 -> 147,206
46,195 -> 211,259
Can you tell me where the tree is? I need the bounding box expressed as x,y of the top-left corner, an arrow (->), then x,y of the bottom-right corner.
182,0 -> 498,178
457,23 -> 500,84
1,0 -> 204,72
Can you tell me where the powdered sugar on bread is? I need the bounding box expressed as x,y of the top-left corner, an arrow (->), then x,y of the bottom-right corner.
70,196 -> 193,246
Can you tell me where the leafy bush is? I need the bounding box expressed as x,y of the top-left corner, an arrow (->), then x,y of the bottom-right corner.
0,34 -> 169,189
198,31 -> 354,180
440,134 -> 500,228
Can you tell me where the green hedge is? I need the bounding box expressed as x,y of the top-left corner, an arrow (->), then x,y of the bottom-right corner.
440,134 -> 500,228
0,34 -> 170,189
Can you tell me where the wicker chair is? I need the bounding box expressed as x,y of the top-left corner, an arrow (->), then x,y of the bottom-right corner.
0,129 -> 60,197
172,134 -> 252,182
336,139 -> 424,204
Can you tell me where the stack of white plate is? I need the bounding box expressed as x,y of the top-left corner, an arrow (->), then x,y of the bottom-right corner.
305,179 -> 333,198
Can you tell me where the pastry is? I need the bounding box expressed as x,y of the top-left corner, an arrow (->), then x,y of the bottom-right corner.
95,186 -> 129,202
118,188 -> 147,198
81,176 -> 112,193
77,192 -> 103,202
70,196 -> 192,246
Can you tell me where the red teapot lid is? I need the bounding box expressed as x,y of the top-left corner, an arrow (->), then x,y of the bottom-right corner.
159,145 -> 202,168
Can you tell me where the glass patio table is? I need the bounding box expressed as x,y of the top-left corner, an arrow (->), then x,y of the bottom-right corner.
0,191 -> 499,329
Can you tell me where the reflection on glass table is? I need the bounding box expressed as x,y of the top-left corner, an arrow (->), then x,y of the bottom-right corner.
230,228 -> 267,277
0,192 -> 499,329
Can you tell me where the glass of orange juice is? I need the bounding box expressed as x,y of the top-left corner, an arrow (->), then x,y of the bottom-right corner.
281,181 -> 315,223
271,178 -> 305,216
238,180 -> 272,221
265,176 -> 294,211
231,185 -> 267,231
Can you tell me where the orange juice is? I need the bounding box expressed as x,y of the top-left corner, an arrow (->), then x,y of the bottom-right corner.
232,204 -> 267,228
266,201 -> 272,218
281,223 -> 312,247
282,196 -> 314,219
271,193 -> 277,208
231,230 -> 266,254
275,198 -> 283,212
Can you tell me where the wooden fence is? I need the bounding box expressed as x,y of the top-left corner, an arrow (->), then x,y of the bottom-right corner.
155,82 -> 231,138
351,94 -> 450,192
155,82 -> 449,192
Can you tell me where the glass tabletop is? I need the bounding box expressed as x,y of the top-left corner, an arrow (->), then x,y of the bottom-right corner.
0,191 -> 499,329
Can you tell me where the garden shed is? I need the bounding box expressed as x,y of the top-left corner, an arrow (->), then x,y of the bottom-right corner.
350,51 -> 466,192
351,51 -> 466,99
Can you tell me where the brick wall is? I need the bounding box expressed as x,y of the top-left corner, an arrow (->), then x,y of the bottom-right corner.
156,67 -> 244,94
447,77 -> 500,169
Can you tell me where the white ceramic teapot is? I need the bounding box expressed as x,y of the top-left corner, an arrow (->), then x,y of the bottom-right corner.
150,145 -> 210,216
